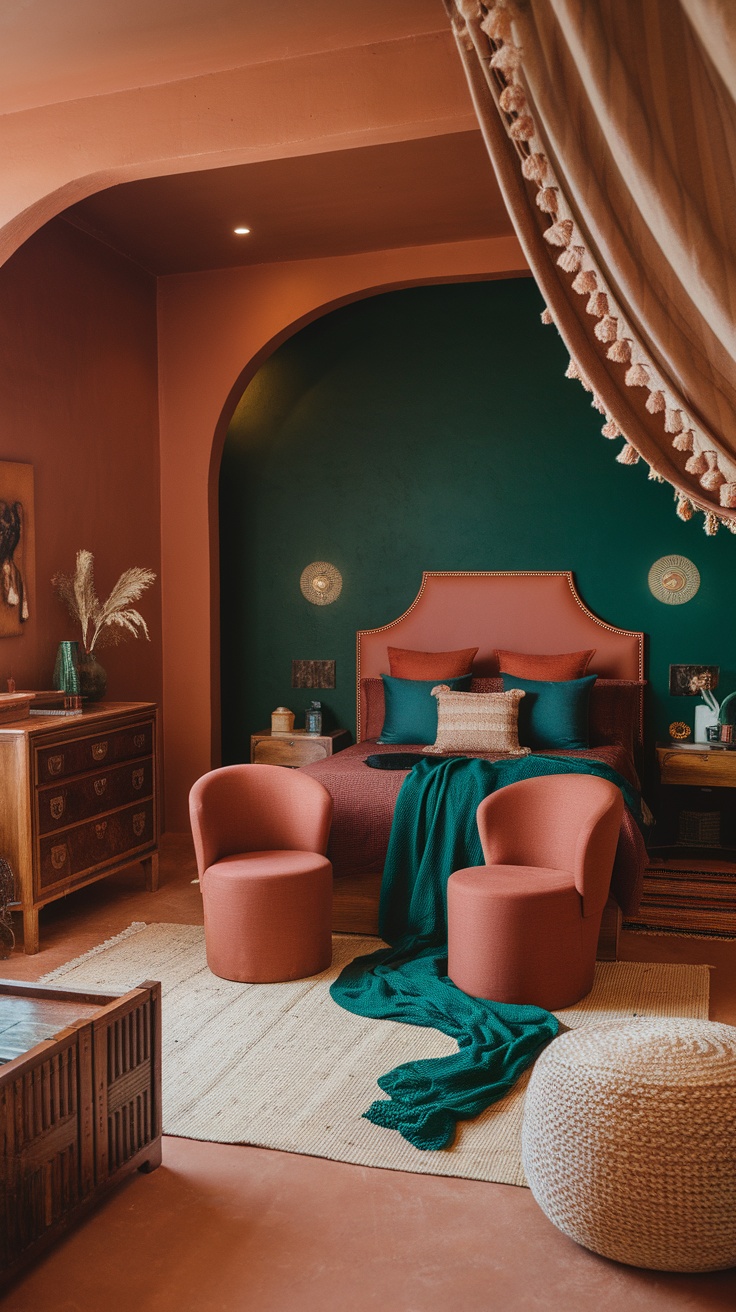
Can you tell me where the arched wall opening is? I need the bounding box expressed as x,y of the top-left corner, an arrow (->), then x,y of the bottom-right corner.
217,278 -> 736,773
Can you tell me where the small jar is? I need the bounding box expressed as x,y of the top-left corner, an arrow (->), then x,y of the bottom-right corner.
271,706 -> 295,734
304,701 -> 322,735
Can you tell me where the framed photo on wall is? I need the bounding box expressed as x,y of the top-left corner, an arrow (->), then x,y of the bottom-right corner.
0,461 -> 34,638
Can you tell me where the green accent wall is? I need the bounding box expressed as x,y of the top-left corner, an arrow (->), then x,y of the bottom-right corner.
219,278 -> 735,771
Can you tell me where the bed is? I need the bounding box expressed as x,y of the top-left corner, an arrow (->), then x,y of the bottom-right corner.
300,571 -> 647,933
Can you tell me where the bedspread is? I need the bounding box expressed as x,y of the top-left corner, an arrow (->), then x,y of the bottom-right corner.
300,741 -> 646,916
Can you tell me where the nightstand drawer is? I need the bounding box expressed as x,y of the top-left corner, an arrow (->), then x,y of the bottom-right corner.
657,749 -> 736,788
253,736 -> 330,767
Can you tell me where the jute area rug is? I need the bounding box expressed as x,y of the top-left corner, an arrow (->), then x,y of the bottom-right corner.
42,924 -> 710,1187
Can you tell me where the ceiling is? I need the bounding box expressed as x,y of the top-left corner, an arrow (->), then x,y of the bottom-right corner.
63,131 -> 512,276
0,0 -> 446,115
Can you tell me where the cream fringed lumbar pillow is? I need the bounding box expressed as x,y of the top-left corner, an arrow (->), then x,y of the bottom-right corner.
423,685 -> 530,756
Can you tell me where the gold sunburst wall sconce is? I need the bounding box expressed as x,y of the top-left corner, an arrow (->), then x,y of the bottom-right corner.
300,562 -> 343,606
648,555 -> 700,605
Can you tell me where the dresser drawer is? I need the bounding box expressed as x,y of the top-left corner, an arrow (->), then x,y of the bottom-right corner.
35,721 -> 154,785
36,758 -> 154,835
253,736 -> 330,766
38,800 -> 155,892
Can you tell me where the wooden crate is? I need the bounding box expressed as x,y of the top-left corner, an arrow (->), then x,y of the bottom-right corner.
0,977 -> 161,1287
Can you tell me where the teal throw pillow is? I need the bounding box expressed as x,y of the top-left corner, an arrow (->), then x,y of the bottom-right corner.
501,673 -> 597,750
378,674 -> 472,745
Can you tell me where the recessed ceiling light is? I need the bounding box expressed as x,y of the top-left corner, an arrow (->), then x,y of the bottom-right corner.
233,226 -> 251,235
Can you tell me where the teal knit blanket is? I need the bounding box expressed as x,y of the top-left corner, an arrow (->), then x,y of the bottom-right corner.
330,754 -> 641,1151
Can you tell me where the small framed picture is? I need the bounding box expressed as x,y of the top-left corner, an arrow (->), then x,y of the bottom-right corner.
668,664 -> 719,696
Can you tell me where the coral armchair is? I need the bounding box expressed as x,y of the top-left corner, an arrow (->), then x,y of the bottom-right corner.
448,774 -> 624,1010
189,764 -> 333,983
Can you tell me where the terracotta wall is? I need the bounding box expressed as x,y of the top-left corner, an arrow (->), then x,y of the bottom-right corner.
0,218 -> 161,706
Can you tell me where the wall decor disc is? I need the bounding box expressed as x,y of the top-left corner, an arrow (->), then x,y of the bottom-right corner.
300,561 -> 343,606
648,555 -> 700,605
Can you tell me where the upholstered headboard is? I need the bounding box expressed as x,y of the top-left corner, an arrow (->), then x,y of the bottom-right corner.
356,571 -> 644,741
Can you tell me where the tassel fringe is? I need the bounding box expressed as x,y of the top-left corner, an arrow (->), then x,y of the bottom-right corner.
543,218 -> 573,247
685,451 -> 708,476
594,315 -> 618,343
481,8 -> 514,42
719,482 -> 736,509
509,114 -> 535,141
491,45 -> 522,74
586,290 -> 609,317
607,338 -> 632,364
648,466 -> 664,482
664,408 -> 684,435
499,84 -> 526,113
676,495 -> 694,521
700,452 -> 726,491
601,419 -> 620,439
540,307 -> 553,325
536,187 -> 559,214
557,245 -> 584,273
704,512 -> 719,535
565,358 -> 581,380
616,443 -> 640,465
591,394 -> 607,415
571,269 -> 597,294
672,430 -> 694,453
646,390 -> 665,414
521,153 -> 548,183
625,363 -> 649,387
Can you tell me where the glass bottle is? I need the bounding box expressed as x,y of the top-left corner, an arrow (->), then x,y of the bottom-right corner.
305,701 -> 322,735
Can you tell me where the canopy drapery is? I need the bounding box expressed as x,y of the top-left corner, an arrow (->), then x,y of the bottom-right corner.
445,0 -> 736,534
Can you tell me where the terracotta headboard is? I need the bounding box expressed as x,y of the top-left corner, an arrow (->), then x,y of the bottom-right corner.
356,571 -> 644,741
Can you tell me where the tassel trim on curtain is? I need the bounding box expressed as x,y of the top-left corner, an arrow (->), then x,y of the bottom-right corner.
450,0 -> 736,536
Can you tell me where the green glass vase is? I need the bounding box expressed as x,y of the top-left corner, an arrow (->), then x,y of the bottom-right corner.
53,640 -> 80,694
77,649 -> 107,702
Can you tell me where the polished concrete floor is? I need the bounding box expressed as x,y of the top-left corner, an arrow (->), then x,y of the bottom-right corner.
2,835 -> 735,1310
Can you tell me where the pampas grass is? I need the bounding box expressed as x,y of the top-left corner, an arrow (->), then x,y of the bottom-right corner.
52,549 -> 155,652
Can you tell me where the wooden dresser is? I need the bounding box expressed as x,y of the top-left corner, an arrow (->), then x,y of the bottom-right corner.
0,702 -> 159,953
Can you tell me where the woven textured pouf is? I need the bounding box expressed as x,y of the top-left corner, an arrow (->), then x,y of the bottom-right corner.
522,1019 -> 736,1272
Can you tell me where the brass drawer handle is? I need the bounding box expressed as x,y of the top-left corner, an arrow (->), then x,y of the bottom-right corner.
92,741 -> 108,761
95,821 -> 108,839
134,733 -> 146,750
133,812 -> 146,838
47,754 -> 64,776
94,777 -> 108,796
51,844 -> 67,870
132,767 -> 144,790
50,796 -> 65,820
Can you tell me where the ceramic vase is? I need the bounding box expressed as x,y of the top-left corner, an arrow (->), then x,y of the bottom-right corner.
77,649 -> 107,702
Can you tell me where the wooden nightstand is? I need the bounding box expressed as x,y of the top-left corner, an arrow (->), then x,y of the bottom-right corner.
652,743 -> 736,854
250,728 -> 350,768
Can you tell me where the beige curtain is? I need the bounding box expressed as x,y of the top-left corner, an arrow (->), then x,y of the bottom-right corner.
446,0 -> 736,533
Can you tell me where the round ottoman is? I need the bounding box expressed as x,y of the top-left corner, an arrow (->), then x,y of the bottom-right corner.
202,850 -> 332,983
522,1019 -> 736,1271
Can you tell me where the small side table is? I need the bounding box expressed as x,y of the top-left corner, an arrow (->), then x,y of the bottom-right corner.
653,743 -> 736,853
250,728 -> 350,768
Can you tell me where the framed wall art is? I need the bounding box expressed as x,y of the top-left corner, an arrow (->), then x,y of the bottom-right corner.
0,461 -> 34,639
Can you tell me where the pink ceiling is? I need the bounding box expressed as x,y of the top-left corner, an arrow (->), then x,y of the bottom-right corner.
63,132 -> 512,276
0,0 -> 446,114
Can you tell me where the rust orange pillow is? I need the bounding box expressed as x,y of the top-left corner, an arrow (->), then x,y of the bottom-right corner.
388,645 -> 478,680
496,648 -> 595,680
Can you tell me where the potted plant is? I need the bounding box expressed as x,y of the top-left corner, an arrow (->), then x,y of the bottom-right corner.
52,550 -> 156,701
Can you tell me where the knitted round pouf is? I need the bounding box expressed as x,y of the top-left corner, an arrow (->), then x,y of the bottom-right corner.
522,1019 -> 736,1272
